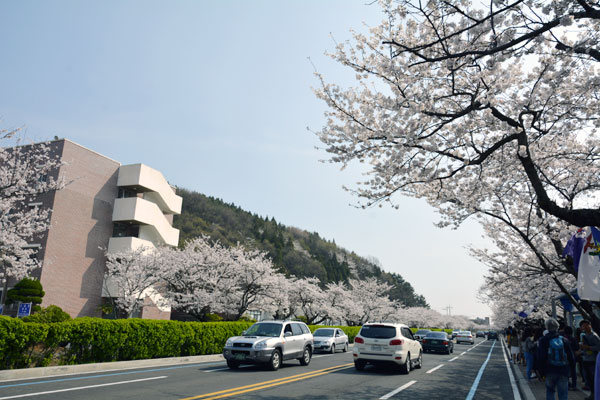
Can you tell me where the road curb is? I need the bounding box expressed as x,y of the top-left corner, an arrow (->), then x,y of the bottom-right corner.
500,337 -> 536,400
0,353 -> 225,382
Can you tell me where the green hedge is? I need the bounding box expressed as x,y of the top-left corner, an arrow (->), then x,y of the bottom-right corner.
410,328 -> 453,335
0,316 -> 252,370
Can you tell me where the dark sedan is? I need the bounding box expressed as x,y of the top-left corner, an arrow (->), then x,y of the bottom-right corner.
487,330 -> 498,340
422,331 -> 454,354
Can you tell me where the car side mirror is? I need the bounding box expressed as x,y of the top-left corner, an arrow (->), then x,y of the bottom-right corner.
285,331 -> 292,337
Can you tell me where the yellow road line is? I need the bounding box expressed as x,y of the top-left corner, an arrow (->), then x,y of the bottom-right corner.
180,363 -> 353,400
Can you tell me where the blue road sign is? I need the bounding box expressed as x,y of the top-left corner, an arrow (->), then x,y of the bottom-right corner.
0,304 -> 3,315
17,302 -> 32,318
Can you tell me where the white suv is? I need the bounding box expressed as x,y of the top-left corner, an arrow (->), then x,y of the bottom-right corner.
353,322 -> 422,374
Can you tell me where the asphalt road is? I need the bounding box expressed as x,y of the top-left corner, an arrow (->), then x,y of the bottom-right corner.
0,338 -> 519,400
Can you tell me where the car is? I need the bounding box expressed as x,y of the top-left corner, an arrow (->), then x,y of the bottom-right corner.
451,330 -> 460,339
422,331 -> 454,354
456,330 -> 474,344
487,330 -> 498,340
313,327 -> 349,353
223,320 -> 313,370
476,331 -> 485,338
413,329 -> 431,342
353,322 -> 423,374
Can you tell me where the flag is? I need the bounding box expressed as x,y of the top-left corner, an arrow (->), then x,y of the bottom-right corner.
563,228 -> 586,273
576,227 -> 600,301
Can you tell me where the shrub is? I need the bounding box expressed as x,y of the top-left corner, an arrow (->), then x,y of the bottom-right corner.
23,305 -> 71,323
6,278 -> 45,313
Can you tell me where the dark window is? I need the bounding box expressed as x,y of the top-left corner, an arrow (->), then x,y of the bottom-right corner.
360,325 -> 397,339
402,328 -> 415,339
118,188 -> 139,198
426,332 -> 447,339
284,324 -> 293,335
291,323 -> 304,336
300,324 -> 310,334
112,223 -> 140,238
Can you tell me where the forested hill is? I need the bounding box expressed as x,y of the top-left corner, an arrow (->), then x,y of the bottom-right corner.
173,188 -> 428,308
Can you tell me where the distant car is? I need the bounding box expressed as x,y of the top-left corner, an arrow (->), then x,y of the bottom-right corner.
223,320 -> 313,370
456,331 -> 474,344
313,328 -> 349,353
476,331 -> 485,338
353,322 -> 423,374
451,330 -> 460,339
422,331 -> 454,354
413,329 -> 431,342
487,330 -> 498,340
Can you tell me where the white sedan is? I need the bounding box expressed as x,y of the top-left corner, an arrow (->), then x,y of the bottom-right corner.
456,330 -> 474,344
313,328 -> 349,353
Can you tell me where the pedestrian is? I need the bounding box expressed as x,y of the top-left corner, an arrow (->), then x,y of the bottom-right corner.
537,318 -> 574,400
523,328 -> 538,380
510,328 -> 520,363
579,320 -> 600,400
561,326 -> 580,390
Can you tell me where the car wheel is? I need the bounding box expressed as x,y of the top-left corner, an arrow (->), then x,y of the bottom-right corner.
299,346 -> 312,366
268,349 -> 281,371
399,353 -> 411,375
227,360 -> 240,369
330,344 -> 336,354
343,342 -> 348,352
354,360 -> 366,371
414,351 -> 422,369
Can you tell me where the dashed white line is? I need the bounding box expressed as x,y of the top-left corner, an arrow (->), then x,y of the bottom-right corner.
448,356 -> 459,362
0,376 -> 167,400
426,364 -> 444,374
461,352 -> 467,355
379,380 -> 417,399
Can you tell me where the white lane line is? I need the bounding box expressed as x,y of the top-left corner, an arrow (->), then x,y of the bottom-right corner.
448,357 -> 459,362
379,380 -> 417,399
465,341 -> 495,400
0,376 -> 167,400
461,352 -> 467,355
500,338 -> 522,400
426,364 -> 444,374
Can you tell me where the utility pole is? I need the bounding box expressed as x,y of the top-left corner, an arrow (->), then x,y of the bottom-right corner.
444,305 -> 453,316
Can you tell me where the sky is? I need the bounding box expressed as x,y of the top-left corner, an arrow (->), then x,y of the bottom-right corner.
0,1 -> 493,319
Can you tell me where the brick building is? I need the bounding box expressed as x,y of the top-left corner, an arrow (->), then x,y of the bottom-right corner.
0,139 -> 181,319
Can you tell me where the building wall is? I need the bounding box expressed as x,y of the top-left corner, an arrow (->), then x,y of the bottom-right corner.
39,140 -> 120,318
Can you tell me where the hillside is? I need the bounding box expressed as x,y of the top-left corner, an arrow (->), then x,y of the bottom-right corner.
173,188 -> 428,308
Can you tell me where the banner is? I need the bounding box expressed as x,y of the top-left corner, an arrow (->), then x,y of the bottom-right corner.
577,227 -> 600,301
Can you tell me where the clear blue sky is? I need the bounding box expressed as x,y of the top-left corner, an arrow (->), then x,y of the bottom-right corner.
0,1 -> 492,318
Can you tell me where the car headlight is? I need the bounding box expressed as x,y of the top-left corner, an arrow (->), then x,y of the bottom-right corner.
225,339 -> 234,347
255,340 -> 268,349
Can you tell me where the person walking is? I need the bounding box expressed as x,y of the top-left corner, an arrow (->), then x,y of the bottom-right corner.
510,328 -> 520,363
523,328 -> 538,380
579,320 -> 600,400
538,318 -> 574,400
561,326 -> 580,390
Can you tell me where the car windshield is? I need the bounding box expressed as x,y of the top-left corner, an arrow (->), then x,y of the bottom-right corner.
244,323 -> 282,337
416,330 -> 430,334
425,332 -> 447,339
314,329 -> 334,337
360,325 -> 396,339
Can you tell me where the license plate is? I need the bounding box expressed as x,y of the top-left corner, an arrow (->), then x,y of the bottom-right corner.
371,345 -> 382,351
234,353 -> 246,360
432,340 -> 439,344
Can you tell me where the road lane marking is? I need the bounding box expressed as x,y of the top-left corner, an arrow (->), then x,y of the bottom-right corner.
460,352 -> 466,355
0,362 -> 221,385
379,380 -> 417,399
465,341 -> 496,400
0,376 -> 167,400
426,364 -> 444,374
180,363 -> 353,400
448,357 -> 459,362
500,337 -> 522,400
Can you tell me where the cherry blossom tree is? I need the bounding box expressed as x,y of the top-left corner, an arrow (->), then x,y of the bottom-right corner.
315,0 -> 600,228
1,130 -> 62,293
293,277 -> 330,324
104,246 -> 167,318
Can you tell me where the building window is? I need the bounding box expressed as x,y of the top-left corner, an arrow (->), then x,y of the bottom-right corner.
118,188 -> 139,198
246,310 -> 262,322
112,222 -> 140,238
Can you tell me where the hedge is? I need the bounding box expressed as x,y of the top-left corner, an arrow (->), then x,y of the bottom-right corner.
0,316 -> 252,370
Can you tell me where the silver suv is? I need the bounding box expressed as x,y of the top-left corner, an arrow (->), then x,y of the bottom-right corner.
353,322 -> 423,374
223,320 -> 313,370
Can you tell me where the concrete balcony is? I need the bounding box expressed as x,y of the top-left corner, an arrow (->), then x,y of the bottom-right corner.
117,164 -> 182,215
112,197 -> 180,247
108,236 -> 156,254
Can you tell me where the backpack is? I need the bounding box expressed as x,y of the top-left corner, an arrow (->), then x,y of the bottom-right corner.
548,336 -> 567,367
